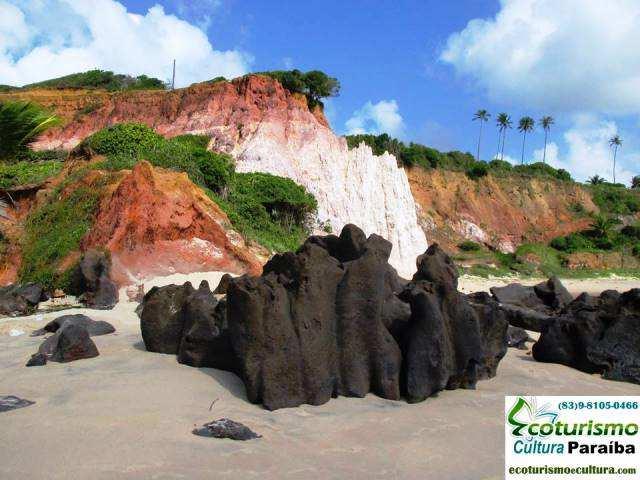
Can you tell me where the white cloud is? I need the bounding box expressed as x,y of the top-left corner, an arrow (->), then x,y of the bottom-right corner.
532,116 -> 635,184
345,100 -> 405,137
440,0 -> 640,114
0,0 -> 251,87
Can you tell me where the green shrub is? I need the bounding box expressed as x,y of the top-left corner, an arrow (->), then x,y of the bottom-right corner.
0,160 -> 63,189
550,233 -> 594,253
633,244 -> 640,258
458,240 -> 482,251
19,186 -> 101,290
20,69 -> 166,91
488,159 -> 513,171
259,70 -> 340,107
621,225 -> 640,240
83,123 -> 164,156
466,162 -> 488,180
196,150 -> 234,193
591,184 -> 640,215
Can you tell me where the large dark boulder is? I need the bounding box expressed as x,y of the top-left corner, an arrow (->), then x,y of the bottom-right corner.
178,281 -> 237,372
33,323 -> 99,364
533,276 -> 573,310
489,277 -> 574,332
0,283 -> 46,317
139,225 -> 509,410
66,250 -> 118,309
398,248 -> 508,403
140,282 -> 195,354
227,228 -> 403,410
31,314 -> 115,337
533,288 -> 640,384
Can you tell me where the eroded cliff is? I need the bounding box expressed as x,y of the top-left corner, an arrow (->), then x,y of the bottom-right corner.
4,75 -> 427,277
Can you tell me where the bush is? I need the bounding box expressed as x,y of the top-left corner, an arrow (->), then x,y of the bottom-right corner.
20,69 -> 166,91
591,184 -> 640,215
488,159 -> 512,171
458,240 -> 482,251
633,244 -> 640,258
83,123 -> 164,156
0,160 -> 63,189
550,233 -> 595,253
466,162 -> 488,180
259,70 -> 340,107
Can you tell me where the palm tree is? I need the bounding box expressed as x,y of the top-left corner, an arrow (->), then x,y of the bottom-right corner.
472,109 -> 490,161
608,134 -> 622,183
518,116 -> 535,164
588,174 -> 606,185
0,101 -> 60,160
496,113 -> 512,161
540,116 -> 554,164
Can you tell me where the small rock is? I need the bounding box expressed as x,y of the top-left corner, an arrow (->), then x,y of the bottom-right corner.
9,329 -> 24,337
0,395 -> 35,412
192,419 -> 261,440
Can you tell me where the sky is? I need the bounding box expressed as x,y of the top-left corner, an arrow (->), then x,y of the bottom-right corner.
1,0 -> 639,184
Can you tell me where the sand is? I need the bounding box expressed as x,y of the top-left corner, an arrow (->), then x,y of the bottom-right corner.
1,272 -> 639,479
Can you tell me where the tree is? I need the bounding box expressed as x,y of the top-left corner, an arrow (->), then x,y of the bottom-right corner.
590,214 -> 618,240
303,70 -> 340,104
632,175 -> 640,189
496,113 -> 512,161
588,174 -> 606,185
540,116 -> 554,164
472,109 -> 490,161
517,116 -> 535,164
0,101 -> 60,161
609,134 -> 622,183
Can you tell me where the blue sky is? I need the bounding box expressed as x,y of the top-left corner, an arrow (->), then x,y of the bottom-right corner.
1,0 -> 639,184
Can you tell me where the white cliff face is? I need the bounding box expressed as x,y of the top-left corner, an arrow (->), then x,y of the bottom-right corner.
226,120 -> 428,278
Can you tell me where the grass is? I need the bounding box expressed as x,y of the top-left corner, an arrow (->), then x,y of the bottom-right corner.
0,160 -> 64,189
18,185 -> 101,290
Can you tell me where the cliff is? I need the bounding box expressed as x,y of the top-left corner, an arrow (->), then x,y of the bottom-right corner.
407,168 -> 597,252
3,75 -> 427,277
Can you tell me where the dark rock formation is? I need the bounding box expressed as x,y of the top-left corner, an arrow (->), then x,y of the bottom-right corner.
0,283 -> 46,316
139,225 -> 509,410
192,419 -> 261,440
0,396 -> 35,412
31,314 -> 115,337
33,323 -> 99,364
533,288 -> 640,384
213,273 -> 233,294
139,282 -> 195,354
533,276 -> 573,310
489,276 -> 573,332
507,326 -> 533,350
66,249 -> 118,309
178,282 -> 236,372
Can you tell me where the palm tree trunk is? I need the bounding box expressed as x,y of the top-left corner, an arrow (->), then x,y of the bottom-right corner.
543,130 -> 548,164
496,129 -> 501,159
477,123 -> 483,161
501,130 -> 506,161
521,132 -> 527,164
613,145 -> 617,183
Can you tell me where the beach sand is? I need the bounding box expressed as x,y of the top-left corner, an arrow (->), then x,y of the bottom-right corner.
1,273 -> 639,479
